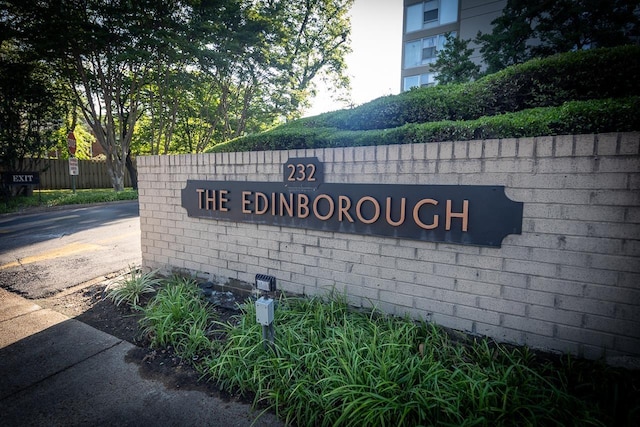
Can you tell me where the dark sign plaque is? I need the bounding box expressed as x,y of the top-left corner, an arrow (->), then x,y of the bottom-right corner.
283,157 -> 324,191
181,159 -> 523,247
3,172 -> 40,185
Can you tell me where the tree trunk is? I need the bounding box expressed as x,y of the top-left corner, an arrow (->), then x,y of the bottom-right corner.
126,152 -> 137,190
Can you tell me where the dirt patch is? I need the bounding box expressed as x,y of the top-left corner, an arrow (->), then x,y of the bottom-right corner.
36,280 -> 143,344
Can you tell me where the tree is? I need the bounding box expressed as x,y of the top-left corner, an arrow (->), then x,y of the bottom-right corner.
475,0 -> 542,74
134,0 -> 353,152
533,0 -> 640,56
3,0 -> 354,174
432,33 -> 480,85
476,0 -> 640,74
265,0 -> 353,116
2,0 -> 197,190
189,0 -> 353,144
0,42 -> 67,177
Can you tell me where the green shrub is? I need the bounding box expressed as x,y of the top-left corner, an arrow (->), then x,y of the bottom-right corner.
206,45 -> 640,154
205,293 -> 600,427
210,97 -> 640,152
0,188 -> 138,215
458,45 -> 640,120
340,45 -> 640,130
140,276 -> 216,361
105,267 -> 160,309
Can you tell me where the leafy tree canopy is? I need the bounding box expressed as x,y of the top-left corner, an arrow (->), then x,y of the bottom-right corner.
432,33 -> 480,85
1,0 -> 353,190
476,0 -> 640,74
0,41 -> 69,174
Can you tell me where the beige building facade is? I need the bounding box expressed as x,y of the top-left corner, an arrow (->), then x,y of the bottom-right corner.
401,0 -> 506,90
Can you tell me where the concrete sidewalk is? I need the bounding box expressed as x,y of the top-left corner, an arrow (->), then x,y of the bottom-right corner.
0,288 -> 283,427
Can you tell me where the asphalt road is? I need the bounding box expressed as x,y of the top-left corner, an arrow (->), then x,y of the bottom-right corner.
0,201 -> 141,298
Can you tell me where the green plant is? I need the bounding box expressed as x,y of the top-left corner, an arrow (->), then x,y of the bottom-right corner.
208,45 -> 640,153
211,96 -> 640,152
203,292 -> 603,426
105,267 -> 160,308
140,276 -> 216,362
0,188 -> 138,214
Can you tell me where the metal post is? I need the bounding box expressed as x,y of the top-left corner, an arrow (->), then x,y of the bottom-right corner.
262,323 -> 275,351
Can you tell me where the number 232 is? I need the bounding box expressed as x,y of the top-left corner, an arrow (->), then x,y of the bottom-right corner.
286,163 -> 316,182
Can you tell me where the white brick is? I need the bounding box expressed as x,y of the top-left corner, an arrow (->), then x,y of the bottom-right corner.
557,265 -> 618,286
455,279 -> 501,297
477,296 -> 526,316
574,134 -> 595,156
503,259 -> 556,278
439,141 -> 453,159
555,135 -> 574,156
503,287 -> 555,307
555,324 -> 616,348
517,138 -> 535,158
528,305 -> 584,327
619,132 -> 640,155
139,134 -> 640,361
455,304 -> 500,325
502,314 -> 554,336
598,157 -> 640,173
484,139 -> 500,157
536,136 -> 554,157
453,141 -> 467,158
529,277 -> 585,297
500,139 -> 517,157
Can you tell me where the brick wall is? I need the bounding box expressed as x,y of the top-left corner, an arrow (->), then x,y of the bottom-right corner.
137,132 -> 640,363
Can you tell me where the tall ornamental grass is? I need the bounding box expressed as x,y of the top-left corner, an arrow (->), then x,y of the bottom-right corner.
140,276 -> 216,362
205,293 -> 601,426
105,267 -> 160,309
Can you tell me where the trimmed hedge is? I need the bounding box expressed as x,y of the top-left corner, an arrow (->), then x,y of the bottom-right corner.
209,97 -> 640,152
208,46 -> 640,153
298,45 -> 640,132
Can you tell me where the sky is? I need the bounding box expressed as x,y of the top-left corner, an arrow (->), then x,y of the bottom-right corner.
303,0 -> 404,117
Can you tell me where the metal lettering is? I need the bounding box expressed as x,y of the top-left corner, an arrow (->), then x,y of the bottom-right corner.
355,196 -> 380,224
385,197 -> 406,227
297,194 -> 310,218
413,199 -> 439,230
446,200 -> 469,231
313,194 -> 334,221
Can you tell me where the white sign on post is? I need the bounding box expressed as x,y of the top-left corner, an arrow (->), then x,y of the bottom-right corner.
69,157 -> 79,176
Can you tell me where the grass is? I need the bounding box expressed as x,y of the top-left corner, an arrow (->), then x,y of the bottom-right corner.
105,267 -> 161,309
0,188 -> 138,214
203,292 -> 639,427
111,276 -> 639,426
139,276 -> 218,362
206,295 -> 600,426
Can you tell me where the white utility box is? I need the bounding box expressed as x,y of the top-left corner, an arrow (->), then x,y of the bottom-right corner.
255,297 -> 275,326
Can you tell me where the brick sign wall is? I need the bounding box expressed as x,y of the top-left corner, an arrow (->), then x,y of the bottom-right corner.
137,132 -> 640,364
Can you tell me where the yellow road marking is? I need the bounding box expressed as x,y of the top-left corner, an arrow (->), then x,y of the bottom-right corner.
96,231 -> 139,245
0,242 -> 102,270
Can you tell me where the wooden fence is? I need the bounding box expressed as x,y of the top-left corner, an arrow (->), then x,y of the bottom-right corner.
3,158 -> 134,190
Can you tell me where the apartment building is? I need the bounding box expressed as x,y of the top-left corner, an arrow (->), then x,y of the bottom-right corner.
401,0 -> 506,91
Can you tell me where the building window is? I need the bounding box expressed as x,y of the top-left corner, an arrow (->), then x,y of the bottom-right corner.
403,32 -> 454,68
403,75 -> 420,91
403,72 -> 438,91
423,1 -> 438,23
405,0 -> 459,33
